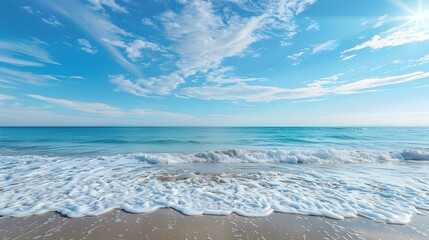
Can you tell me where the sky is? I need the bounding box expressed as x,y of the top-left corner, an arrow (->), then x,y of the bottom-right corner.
0,0 -> 428,126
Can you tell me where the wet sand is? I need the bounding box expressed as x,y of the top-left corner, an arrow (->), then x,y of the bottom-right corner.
1,209 -> 428,240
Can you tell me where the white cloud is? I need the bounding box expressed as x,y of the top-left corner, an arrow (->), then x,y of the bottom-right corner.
305,17 -> 319,31
160,0 -> 264,77
416,55 -> 429,65
159,0 -> 316,78
179,71 -> 429,102
0,54 -> 43,67
287,51 -> 306,65
333,71 -> 429,94
342,54 -> 356,61
344,27 -> 429,52
28,94 -> 126,116
373,14 -> 388,28
109,74 -> 184,96
41,0 -> 317,97
41,1 -> 140,74
87,0 -> 128,13
179,82 -> 326,102
312,40 -> 339,54
390,54 -> 429,70
413,84 -> 429,89
286,40 -> 338,65
22,95 -> 192,121
77,38 -> 98,54
0,68 -> 59,86
56,75 -> 85,80
206,67 -> 265,83
0,94 -> 15,101
21,6 -> 35,14
41,15 -> 62,26
123,39 -> 163,61
306,22 -> 320,31
0,39 -> 59,65
142,18 -> 158,29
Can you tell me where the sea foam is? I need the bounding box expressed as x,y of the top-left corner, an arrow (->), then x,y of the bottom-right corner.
113,148 -> 429,164
0,148 -> 428,224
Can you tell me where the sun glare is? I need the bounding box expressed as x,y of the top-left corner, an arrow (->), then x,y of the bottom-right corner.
409,10 -> 429,25
389,0 -> 429,28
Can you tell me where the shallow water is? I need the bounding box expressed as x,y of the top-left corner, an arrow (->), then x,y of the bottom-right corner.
0,127 -> 428,224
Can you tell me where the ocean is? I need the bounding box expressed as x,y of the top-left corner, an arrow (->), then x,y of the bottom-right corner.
0,127 -> 428,224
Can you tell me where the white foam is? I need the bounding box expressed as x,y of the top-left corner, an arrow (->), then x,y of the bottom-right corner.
112,148 -> 429,164
0,148 -> 428,224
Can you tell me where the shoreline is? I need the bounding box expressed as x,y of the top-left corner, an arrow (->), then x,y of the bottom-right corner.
1,208 -> 428,240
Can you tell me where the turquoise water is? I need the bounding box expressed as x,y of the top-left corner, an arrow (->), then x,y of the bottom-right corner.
0,127 -> 428,224
1,127 -> 428,156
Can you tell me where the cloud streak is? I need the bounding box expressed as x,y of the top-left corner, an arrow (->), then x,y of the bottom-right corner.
0,39 -> 59,65
179,71 -> 429,102
26,94 -> 191,119
41,1 -> 140,75
28,94 -> 126,116
0,94 -> 15,101
344,27 -> 429,52
312,40 -> 339,54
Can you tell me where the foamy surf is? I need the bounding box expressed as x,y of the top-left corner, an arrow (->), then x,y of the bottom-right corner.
1,148 -> 429,224
107,148 -> 429,164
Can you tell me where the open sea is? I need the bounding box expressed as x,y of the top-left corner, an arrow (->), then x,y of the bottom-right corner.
0,127 -> 428,224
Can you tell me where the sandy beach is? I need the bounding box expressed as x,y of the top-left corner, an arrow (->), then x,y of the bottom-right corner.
1,209 -> 428,240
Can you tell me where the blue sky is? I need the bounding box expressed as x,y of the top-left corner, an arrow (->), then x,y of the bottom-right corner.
0,0 -> 428,126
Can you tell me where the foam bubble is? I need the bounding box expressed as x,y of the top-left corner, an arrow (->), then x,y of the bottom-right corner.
0,148 -> 428,224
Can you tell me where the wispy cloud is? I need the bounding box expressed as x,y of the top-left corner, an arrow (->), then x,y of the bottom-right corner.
332,71 -> 429,94
156,0 -> 316,79
344,27 -> 429,52
56,75 -> 85,80
287,51 -> 306,65
0,55 -> 43,67
142,17 -> 158,29
28,94 -> 126,116
87,0 -> 129,14
179,71 -> 429,102
103,38 -> 164,61
0,94 -> 15,101
160,0 -> 264,77
77,38 -> 98,54
0,68 -> 59,87
41,15 -> 62,26
109,74 -> 184,96
312,40 -> 339,54
21,5 -> 35,14
305,17 -> 320,31
41,1 -> 140,74
341,54 -> 356,61
0,39 -> 59,65
286,40 -> 338,65
206,67 -> 265,84
26,94 -> 191,119
21,5 -> 62,27
373,14 -> 388,28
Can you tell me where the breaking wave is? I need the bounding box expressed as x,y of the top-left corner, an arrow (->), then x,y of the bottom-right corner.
113,148 -> 429,164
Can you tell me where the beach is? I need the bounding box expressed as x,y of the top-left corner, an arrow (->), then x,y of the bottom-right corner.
1,127 -> 429,239
2,208 -> 429,240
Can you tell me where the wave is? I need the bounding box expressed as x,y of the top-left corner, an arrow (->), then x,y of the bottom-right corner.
1,150 -> 428,224
1,148 -> 429,164
110,148 -> 429,165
